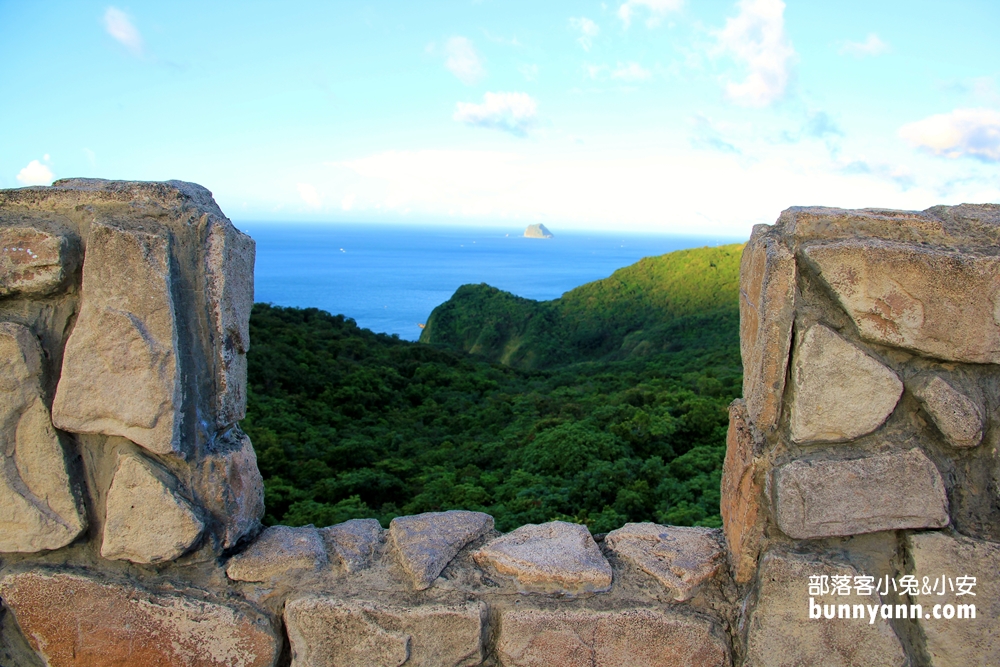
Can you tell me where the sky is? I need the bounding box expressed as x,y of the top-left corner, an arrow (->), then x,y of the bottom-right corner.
2,1 -> 999,237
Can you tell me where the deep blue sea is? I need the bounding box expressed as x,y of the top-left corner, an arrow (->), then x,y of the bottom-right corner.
239,222 -> 742,342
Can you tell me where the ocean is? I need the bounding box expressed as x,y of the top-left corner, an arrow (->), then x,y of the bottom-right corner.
239,222 -> 741,342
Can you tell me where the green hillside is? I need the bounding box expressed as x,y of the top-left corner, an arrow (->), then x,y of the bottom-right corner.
419,244 -> 743,369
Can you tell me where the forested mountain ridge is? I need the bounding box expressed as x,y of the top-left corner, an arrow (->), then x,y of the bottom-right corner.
418,243 -> 743,369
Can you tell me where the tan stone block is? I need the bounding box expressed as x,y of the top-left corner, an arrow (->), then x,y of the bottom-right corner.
0,226 -> 75,297
739,227 -> 796,432
0,322 -> 86,553
496,608 -> 729,667
774,448 -> 949,539
52,218 -> 182,455
604,523 -> 725,600
0,570 -> 280,667
320,518 -> 385,573
226,525 -> 327,582
908,531 -> 1000,667
197,427 -> 264,549
389,510 -> 493,590
101,451 -> 204,564
911,375 -> 984,449
744,551 -> 906,667
803,239 -> 1000,364
720,398 -> 765,584
284,597 -> 486,667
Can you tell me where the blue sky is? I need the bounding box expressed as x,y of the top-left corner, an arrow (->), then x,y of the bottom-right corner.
3,1 -> 998,236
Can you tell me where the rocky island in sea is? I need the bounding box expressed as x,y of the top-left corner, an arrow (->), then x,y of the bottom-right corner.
524,223 -> 553,238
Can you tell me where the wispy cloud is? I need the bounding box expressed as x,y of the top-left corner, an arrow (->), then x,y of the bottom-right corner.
618,0 -> 684,28
899,108 -> 1000,162
104,7 -> 143,56
296,183 -> 322,208
444,37 -> 485,85
569,17 -> 599,51
690,115 -> 740,154
839,33 -> 889,58
715,0 -> 795,107
16,158 -> 55,186
611,62 -> 651,81
454,92 -> 538,137
519,63 -> 539,82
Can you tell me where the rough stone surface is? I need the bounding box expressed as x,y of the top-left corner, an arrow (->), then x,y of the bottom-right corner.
101,451 -> 204,563
744,551 -> 906,667
197,427 -> 264,549
0,570 -> 280,667
0,322 -> 86,552
604,523 -> 725,601
390,510 -> 493,590
226,525 -> 327,582
285,597 -> 486,667
908,531 -> 1000,667
774,448 -> 949,539
788,324 -> 903,443
473,521 -> 612,595
321,518 -> 385,573
720,398 -> 765,584
911,375 -> 984,449
0,226 -> 75,297
804,239 -> 1000,364
205,217 -> 255,429
739,227 -> 796,432
51,218 -> 182,455
496,608 -> 729,667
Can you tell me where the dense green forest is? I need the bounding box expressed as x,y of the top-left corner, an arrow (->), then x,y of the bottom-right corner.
242,243 -> 744,533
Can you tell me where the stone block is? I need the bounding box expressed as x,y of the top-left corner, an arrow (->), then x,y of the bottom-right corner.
101,451 -> 204,564
908,531 -> 1000,666
720,398 -> 765,584
320,518 -> 385,573
0,570 -> 280,667
226,525 -> 327,582
205,217 -> 255,429
774,448 -> 949,539
389,510 -> 493,590
0,226 -> 75,297
804,239 -> 1000,364
285,597 -> 486,667
604,523 -> 725,601
496,608 -> 729,667
911,375 -> 984,449
739,227 -> 796,432
788,324 -> 903,443
52,218 -> 183,456
744,551 -> 906,667
197,427 -> 264,549
0,322 -> 86,552
473,521 -> 612,595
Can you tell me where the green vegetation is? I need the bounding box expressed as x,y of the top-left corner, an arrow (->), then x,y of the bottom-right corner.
243,243 -> 744,533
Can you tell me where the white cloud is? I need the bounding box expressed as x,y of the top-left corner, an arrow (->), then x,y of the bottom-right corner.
104,7 -> 143,56
839,33 -> 889,57
453,92 -> 538,137
611,62 -> 651,81
341,194 -> 355,211
16,159 -> 54,186
444,37 -> 485,85
569,17 -> 599,51
715,0 -> 795,107
296,183 -> 322,208
899,108 -> 1000,162
618,0 -> 684,28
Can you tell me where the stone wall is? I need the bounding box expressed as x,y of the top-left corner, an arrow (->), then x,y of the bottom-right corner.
0,180 -> 997,666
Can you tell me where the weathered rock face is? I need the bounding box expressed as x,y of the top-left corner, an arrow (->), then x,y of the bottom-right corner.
744,551 -> 907,667
321,518 -> 385,573
0,322 -> 86,552
911,374 -> 985,449
197,427 -> 265,550
473,521 -> 612,595
773,448 -> 949,539
496,608 -> 730,667
0,570 -> 281,667
720,398 -> 765,584
0,226 -> 76,297
788,324 -> 903,443
908,531 -> 1000,667
604,523 -> 725,601
101,451 -> 205,564
226,525 -> 327,582
389,510 -> 494,590
285,598 -> 487,667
